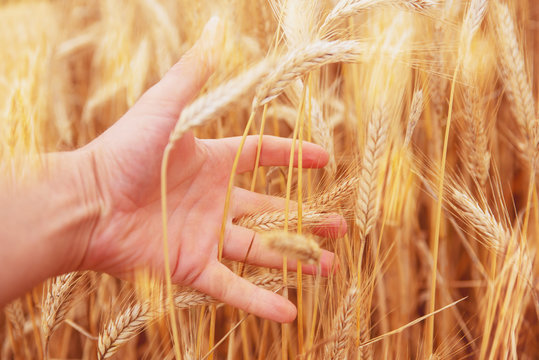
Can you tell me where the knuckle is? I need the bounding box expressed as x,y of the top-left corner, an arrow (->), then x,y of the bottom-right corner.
242,288 -> 257,314
214,273 -> 232,300
171,255 -> 205,286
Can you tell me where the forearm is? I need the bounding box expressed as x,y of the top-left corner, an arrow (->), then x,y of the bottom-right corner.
0,150 -> 101,306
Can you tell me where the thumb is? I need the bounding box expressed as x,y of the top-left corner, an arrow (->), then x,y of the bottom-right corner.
90,17 -> 223,179
133,16 -> 223,122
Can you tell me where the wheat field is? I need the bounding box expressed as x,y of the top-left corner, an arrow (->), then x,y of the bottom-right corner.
1,0 -> 538,359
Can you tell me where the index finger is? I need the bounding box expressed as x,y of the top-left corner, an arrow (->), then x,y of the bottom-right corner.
208,135 -> 329,173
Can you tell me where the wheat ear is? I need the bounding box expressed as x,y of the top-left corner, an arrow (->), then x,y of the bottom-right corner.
462,0 -> 488,42
493,1 -> 537,161
326,283 -> 360,359
4,299 -> 25,341
355,106 -> 388,239
458,0 -> 490,185
446,187 -> 509,252
167,59 -> 271,146
233,209 -> 327,232
97,300 -> 155,360
261,231 -> 322,264
320,0 -> 439,35
4,298 -> 29,359
460,67 -> 490,186
460,79 -> 490,186
311,113 -> 337,174
404,89 -> 424,147
310,176 -> 361,210
252,40 -> 366,109
42,272 -> 84,346
428,16 -> 447,158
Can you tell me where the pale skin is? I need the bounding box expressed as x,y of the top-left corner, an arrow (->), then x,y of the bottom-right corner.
0,19 -> 345,323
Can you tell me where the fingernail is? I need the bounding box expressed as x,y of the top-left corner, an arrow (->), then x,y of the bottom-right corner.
200,16 -> 223,50
319,251 -> 339,276
267,296 -> 297,323
196,16 -> 224,72
202,16 -> 221,38
320,251 -> 334,267
281,301 -> 297,323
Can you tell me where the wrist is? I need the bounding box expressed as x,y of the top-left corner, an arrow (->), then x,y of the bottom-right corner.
0,150 -> 104,305
53,148 -> 105,273
23,149 -> 105,275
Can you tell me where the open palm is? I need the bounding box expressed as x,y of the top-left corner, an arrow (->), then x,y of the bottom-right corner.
78,25 -> 342,323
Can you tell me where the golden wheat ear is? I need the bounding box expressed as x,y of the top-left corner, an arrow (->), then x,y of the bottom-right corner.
320,0 -> 440,36
42,272 -> 86,351
167,60 -> 272,147
4,298 -> 27,357
325,281 -> 362,360
97,300 -> 156,360
492,1 -> 537,165
355,105 -> 388,240
260,231 -> 322,264
234,208 -> 329,232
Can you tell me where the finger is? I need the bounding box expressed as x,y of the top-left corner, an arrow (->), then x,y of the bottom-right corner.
231,187 -> 295,217
192,261 -> 297,323
223,225 -> 336,276
209,135 -> 329,173
132,16 -> 223,123
309,213 -> 348,238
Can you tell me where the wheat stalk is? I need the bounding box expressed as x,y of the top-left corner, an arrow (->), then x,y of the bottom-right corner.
288,79 -> 337,175
358,295 -> 373,360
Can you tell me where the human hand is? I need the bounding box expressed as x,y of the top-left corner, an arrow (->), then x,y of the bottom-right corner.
76,18 -> 345,323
